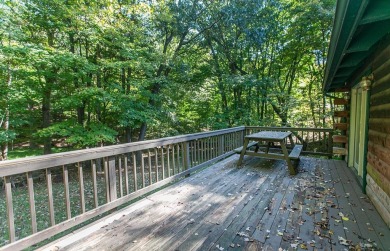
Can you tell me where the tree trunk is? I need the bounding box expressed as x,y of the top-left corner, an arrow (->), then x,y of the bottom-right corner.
42,89 -> 52,154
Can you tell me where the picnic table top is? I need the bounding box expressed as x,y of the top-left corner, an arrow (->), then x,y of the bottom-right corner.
245,131 -> 291,141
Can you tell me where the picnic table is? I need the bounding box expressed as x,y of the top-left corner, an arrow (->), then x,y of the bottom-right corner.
236,131 -> 302,175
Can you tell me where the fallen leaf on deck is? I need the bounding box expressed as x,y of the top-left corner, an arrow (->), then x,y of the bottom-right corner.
338,236 -> 350,246
246,227 -> 251,231
300,243 -> 308,250
230,244 -> 235,248
237,232 -> 249,237
291,243 -> 298,249
342,217 -> 349,221
216,244 -> 224,250
362,243 -> 373,248
277,230 -> 283,236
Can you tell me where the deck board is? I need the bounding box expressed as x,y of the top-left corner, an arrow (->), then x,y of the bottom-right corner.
41,155 -> 390,251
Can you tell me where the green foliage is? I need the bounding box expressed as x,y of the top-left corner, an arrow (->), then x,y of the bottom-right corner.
36,120 -> 117,148
0,0 -> 336,157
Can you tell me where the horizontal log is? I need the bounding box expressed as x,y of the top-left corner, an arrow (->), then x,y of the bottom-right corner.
332,135 -> 348,143
367,152 -> 390,181
366,176 -> 390,227
367,164 -> 390,200
333,123 -> 348,131
373,42 -> 390,70
369,103 -> 390,118
368,129 -> 388,147
333,111 -> 349,117
333,98 -> 349,105
333,147 -> 347,155
369,118 -> 390,134
370,87 -> 390,106
368,142 -> 390,168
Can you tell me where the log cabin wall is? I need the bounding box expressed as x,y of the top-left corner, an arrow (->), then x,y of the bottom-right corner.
366,43 -> 390,227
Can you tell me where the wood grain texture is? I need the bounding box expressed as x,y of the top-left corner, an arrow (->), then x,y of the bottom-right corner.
40,156 -> 390,251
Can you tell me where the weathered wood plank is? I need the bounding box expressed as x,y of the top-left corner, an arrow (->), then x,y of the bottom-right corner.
91,160 -> 98,208
124,155 -> 129,195
46,168 -> 55,226
334,98 -> 349,105
233,141 -> 258,154
334,123 -> 348,131
104,158 -> 110,202
29,157 -> 390,251
288,144 -> 303,160
26,172 -> 38,234
118,156 -> 123,198
333,135 -> 348,143
4,176 -> 15,243
63,166 -> 71,219
132,152 -> 137,192
78,163 -> 86,214
334,111 -> 349,117
336,160 -> 390,249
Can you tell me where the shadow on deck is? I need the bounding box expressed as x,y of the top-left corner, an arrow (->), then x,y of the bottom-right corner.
40,155 -> 390,251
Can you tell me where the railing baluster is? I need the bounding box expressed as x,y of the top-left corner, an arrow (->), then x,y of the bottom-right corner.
104,157 -> 110,202
118,156 -> 123,197
148,150 -> 152,185
176,144 -> 180,173
124,154 -> 129,195
132,152 -> 137,191
194,140 -> 198,165
155,148 -> 159,182
91,160 -> 98,208
26,172 -> 37,233
4,176 -> 15,243
141,152 -> 145,188
46,168 -> 55,226
172,145 -> 176,175
63,166 -> 71,219
161,147 -> 165,180
167,145 -> 171,177
78,163 -> 86,213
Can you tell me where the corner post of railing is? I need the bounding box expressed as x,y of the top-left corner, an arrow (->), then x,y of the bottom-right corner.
183,141 -> 191,176
108,156 -> 117,201
328,130 -> 334,159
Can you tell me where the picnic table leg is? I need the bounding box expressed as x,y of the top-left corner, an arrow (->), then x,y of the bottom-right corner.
281,141 -> 296,175
288,135 -> 295,147
265,141 -> 271,153
237,138 -> 249,166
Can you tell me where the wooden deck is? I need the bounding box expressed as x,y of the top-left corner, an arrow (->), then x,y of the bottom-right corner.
41,155 -> 390,251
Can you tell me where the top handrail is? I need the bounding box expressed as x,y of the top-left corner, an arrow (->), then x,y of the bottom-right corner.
0,126 -> 245,177
245,126 -> 333,132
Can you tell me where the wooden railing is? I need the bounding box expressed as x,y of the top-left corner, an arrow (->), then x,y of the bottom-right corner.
0,127 -> 245,250
0,126 -> 332,250
245,126 -> 333,157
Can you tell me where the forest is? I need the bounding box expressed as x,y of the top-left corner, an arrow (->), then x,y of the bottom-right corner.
0,0 -> 335,159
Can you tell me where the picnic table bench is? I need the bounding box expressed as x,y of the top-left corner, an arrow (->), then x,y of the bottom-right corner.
235,131 -> 302,175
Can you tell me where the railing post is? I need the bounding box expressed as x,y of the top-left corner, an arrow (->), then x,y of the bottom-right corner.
328,130 -> 334,158
183,142 -> 191,177
108,156 -> 117,201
